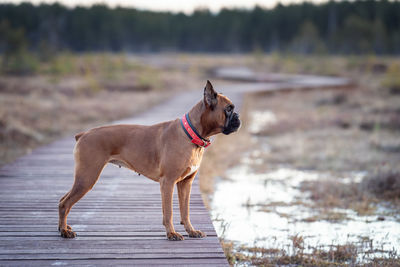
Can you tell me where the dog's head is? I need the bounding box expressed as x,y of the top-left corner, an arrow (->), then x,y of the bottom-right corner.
201,80 -> 241,136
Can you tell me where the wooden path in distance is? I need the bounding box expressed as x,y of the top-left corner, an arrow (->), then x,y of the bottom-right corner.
0,70 -> 350,266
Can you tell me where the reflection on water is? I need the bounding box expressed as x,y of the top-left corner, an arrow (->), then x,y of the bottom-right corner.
210,152 -> 400,261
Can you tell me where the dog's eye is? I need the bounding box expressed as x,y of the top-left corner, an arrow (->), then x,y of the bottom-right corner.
226,105 -> 234,113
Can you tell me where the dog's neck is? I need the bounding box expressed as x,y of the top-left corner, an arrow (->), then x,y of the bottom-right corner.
187,101 -> 216,139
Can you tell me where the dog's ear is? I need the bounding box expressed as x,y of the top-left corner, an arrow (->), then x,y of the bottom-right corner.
204,80 -> 218,110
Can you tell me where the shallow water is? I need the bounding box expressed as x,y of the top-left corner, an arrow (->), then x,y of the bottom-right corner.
211,164 -> 400,259
210,110 -> 400,262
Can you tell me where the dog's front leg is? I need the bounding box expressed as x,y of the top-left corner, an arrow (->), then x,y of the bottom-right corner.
160,177 -> 184,241
177,172 -> 206,238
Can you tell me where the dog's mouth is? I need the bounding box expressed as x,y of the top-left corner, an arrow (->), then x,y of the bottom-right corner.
222,112 -> 241,135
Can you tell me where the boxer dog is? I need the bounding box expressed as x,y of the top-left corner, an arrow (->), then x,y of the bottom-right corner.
58,80 -> 240,241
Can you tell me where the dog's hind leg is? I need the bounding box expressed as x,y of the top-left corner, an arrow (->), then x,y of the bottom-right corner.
59,191 -> 70,203
58,191 -> 71,231
59,151 -> 107,238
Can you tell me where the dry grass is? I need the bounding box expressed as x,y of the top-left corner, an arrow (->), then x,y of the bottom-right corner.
299,179 -> 379,216
249,84 -> 400,174
221,236 -> 400,266
299,170 -> 400,217
0,89 -> 168,165
361,171 -> 400,200
220,235 -> 379,266
381,62 -> 400,95
0,53 -> 207,166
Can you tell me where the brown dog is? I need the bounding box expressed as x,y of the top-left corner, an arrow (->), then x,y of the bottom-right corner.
58,80 -> 241,240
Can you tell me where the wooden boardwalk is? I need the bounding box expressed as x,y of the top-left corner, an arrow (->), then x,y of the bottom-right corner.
0,72 -> 350,266
0,89 -> 229,266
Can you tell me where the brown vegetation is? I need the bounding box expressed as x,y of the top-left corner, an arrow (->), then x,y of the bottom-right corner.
222,235 -> 400,266
0,53 -> 206,166
362,171 -> 400,200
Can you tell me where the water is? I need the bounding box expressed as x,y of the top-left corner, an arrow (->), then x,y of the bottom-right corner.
211,163 -> 400,259
210,110 -> 400,262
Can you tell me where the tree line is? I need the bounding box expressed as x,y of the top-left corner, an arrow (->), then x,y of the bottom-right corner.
0,0 -> 400,55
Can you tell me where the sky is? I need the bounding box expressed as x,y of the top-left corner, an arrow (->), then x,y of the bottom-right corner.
0,0 -> 332,14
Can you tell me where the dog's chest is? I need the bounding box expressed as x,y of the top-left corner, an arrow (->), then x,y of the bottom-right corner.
187,164 -> 200,176
179,148 -> 204,179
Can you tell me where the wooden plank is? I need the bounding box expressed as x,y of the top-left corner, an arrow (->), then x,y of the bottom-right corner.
0,239 -> 223,247
0,253 -> 226,260
0,246 -> 223,253
0,225 -> 217,232
0,258 -> 229,266
0,231 -> 218,237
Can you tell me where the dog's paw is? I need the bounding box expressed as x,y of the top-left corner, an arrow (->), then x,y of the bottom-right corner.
167,232 -> 184,241
60,228 -> 77,238
58,225 -> 72,232
188,229 -> 206,238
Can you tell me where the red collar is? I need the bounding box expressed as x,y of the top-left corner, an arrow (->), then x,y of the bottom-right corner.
180,114 -> 211,148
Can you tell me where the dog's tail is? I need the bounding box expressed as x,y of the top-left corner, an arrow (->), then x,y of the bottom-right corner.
75,132 -> 85,141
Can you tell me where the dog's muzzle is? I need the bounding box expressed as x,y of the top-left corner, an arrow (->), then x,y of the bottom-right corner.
222,112 -> 241,135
